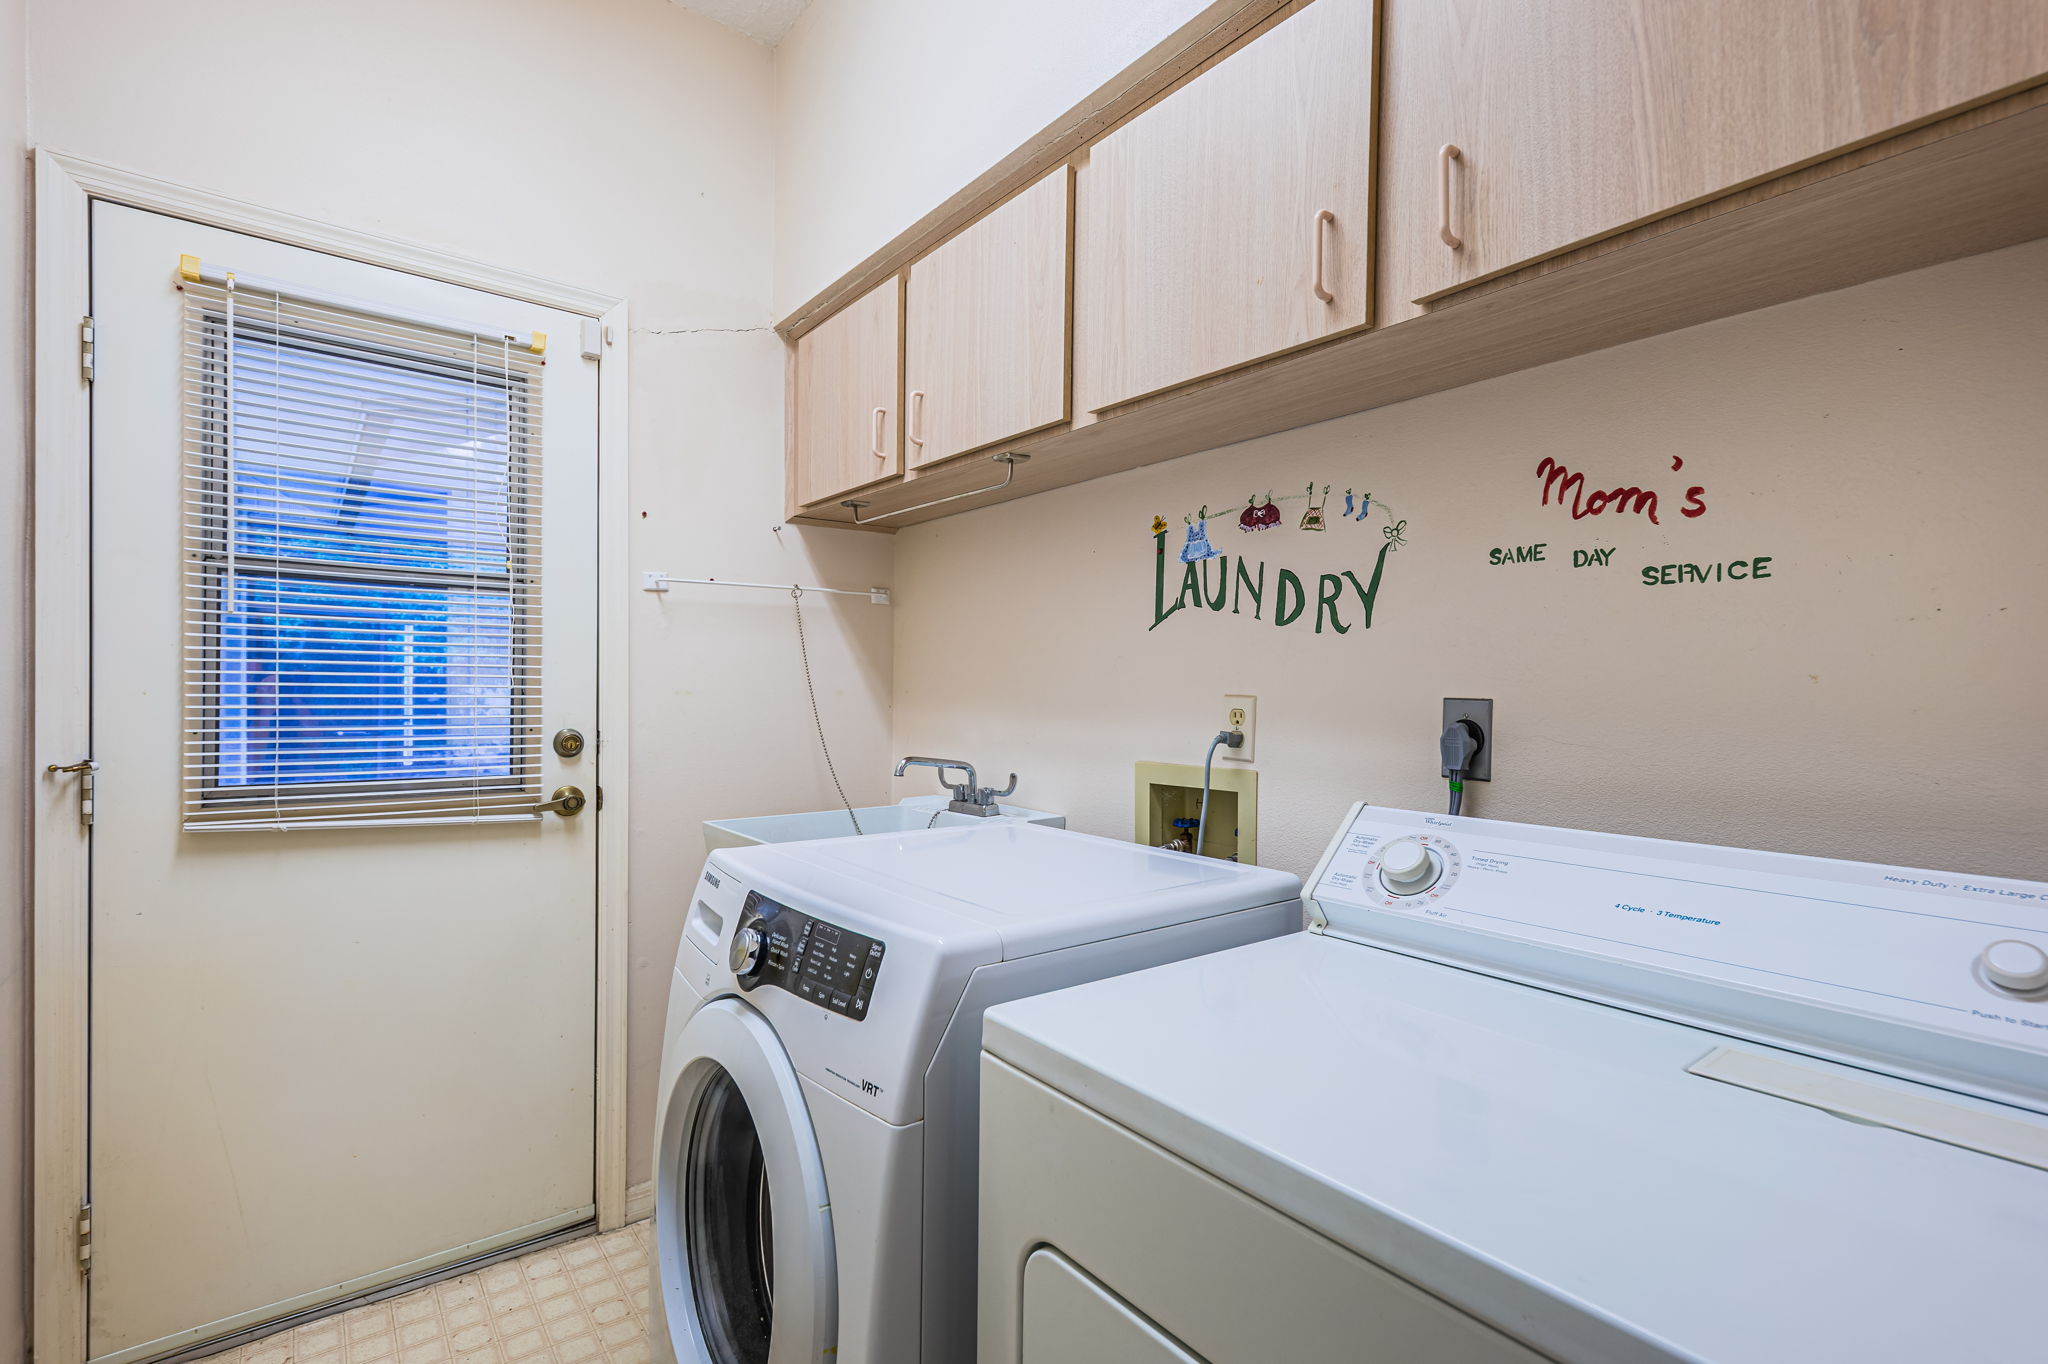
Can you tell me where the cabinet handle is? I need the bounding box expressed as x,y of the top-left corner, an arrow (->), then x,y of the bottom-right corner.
1311,210 -> 1336,303
908,390 -> 926,451
1438,144 -> 1464,250
871,406 -> 888,461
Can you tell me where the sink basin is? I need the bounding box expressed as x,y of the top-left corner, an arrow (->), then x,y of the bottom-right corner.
703,797 -> 1065,853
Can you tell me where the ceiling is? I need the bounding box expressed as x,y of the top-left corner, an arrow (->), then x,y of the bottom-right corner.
671,0 -> 813,45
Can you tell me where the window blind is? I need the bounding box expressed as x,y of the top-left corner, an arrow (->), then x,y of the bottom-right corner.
180,265 -> 547,829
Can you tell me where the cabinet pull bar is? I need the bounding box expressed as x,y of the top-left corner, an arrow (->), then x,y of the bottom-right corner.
908,390 -> 926,450
1438,144 -> 1464,250
1312,210 -> 1336,303
871,406 -> 889,460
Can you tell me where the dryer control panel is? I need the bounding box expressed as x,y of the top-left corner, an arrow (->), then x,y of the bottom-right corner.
1306,803 -> 2048,1111
731,891 -> 886,1020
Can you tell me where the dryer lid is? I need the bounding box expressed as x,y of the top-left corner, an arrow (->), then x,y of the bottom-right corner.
982,932 -> 2048,1364
716,822 -> 1300,960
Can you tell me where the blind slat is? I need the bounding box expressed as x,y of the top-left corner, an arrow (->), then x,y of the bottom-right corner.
180,397 -> 542,450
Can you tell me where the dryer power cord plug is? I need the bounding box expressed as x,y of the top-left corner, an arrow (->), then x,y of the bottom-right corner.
1440,718 -> 1484,817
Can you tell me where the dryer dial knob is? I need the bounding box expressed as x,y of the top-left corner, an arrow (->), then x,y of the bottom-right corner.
1981,939 -> 2048,993
730,925 -> 765,978
1379,838 -> 1441,896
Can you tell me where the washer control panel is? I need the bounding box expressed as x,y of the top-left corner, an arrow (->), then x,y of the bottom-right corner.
731,891 -> 886,1021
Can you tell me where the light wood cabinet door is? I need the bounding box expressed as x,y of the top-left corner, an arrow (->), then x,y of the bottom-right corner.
793,277 -> 902,507
1075,0 -> 1376,413
904,169 -> 1071,470
1385,0 -> 2048,308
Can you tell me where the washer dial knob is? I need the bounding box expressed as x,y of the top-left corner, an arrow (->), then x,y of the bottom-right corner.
1981,939 -> 2048,994
1378,838 -> 1441,896
730,925 -> 765,978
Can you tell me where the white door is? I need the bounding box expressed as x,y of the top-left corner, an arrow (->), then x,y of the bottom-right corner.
87,203 -> 601,1364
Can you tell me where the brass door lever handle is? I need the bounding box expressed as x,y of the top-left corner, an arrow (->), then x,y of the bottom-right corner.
535,786 -> 587,817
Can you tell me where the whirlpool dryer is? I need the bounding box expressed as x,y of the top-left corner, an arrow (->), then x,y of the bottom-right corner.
979,805 -> 2048,1364
650,821 -> 1301,1364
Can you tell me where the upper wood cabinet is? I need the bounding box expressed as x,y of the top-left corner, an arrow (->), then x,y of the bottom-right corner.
1385,0 -> 2048,307
904,169 -> 1072,470
1074,0 -> 1376,413
792,276 -> 902,508
782,0 -> 2048,529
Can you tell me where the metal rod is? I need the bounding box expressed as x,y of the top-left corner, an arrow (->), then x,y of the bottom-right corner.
184,257 -> 546,352
840,451 -> 1030,526
641,573 -> 890,604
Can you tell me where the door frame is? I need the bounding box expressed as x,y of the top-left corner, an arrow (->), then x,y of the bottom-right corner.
30,148 -> 635,1364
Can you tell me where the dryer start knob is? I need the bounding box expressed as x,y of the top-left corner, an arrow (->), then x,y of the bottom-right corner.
1981,939 -> 2048,994
1378,838 -> 1441,896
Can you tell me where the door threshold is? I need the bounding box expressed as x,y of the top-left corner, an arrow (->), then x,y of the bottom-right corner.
107,1209 -> 601,1364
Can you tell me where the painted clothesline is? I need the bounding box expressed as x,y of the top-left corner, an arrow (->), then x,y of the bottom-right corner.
1168,483 -> 1398,561
1177,486 -> 1397,523
1188,484 -> 1395,506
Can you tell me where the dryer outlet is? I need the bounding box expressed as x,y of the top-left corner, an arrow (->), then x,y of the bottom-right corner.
1441,698 -> 1494,782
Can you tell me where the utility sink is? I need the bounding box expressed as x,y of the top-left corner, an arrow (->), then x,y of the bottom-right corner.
703,796 -> 1065,853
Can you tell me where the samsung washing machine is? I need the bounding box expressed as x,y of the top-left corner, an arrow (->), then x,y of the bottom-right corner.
650,820 -> 1300,1364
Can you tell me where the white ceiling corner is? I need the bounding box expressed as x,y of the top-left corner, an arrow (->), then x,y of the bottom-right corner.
670,0 -> 813,46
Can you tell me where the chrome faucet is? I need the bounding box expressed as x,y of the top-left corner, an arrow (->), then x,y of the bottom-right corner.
893,756 -> 1019,817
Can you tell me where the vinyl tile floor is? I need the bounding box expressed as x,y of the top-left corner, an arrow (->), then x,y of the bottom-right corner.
194,1221 -> 654,1364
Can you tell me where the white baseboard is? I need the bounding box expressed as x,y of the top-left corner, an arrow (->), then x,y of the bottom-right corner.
624,1180 -> 655,1224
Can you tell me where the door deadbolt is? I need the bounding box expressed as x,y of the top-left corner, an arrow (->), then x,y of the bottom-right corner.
553,728 -> 586,759
536,785 -> 587,817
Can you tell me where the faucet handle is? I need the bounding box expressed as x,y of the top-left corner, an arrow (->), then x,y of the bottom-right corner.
952,773 -> 1018,816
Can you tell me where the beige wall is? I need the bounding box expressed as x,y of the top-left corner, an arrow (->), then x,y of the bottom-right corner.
4,0 -> 29,1349
890,240 -> 2048,881
14,0 -> 896,1253
771,0 -> 1214,312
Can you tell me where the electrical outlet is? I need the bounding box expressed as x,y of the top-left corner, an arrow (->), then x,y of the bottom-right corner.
1223,694 -> 1257,762
1441,698 -> 1493,781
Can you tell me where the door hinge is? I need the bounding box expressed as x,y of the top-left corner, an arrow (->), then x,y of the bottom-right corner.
77,1201 -> 93,1274
47,758 -> 97,825
80,316 -> 96,383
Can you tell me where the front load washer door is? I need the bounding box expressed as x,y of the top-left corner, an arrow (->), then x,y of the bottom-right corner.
654,998 -> 836,1364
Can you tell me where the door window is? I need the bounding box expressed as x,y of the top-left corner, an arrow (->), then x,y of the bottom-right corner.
181,278 -> 545,827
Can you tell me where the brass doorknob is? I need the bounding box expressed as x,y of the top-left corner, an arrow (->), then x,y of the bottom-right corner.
535,785 -> 587,817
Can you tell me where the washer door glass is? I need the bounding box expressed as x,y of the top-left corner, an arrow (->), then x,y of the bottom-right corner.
658,997 -> 836,1364
686,1067 -> 775,1362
